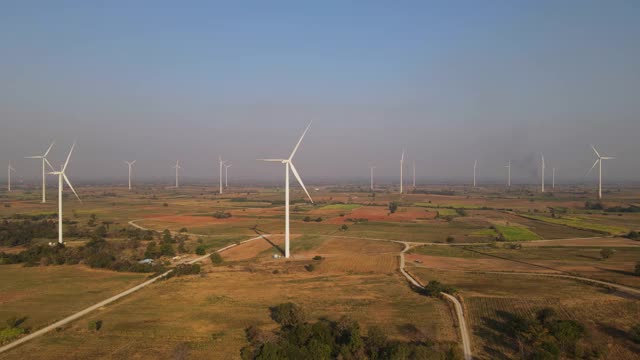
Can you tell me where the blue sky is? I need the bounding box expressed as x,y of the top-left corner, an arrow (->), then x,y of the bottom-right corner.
1,1 -> 639,183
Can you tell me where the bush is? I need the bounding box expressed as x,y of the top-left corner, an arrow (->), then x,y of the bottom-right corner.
195,245 -> 206,255
269,302 -> 306,327
600,248 -> 614,260
340,224 -> 349,231
212,211 -> 232,219
0,327 -> 25,345
635,262 -> 640,277
389,202 -> 399,214
210,253 -> 223,265
304,264 -> 315,272
419,280 -> 457,297
312,255 -> 323,261
303,216 -> 312,222
626,231 -> 640,240
630,324 -> 640,343
314,217 -> 323,222
88,320 -> 103,331
445,236 -> 455,243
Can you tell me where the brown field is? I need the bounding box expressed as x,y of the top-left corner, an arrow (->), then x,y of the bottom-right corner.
406,254 -> 558,273
325,206 -> 437,224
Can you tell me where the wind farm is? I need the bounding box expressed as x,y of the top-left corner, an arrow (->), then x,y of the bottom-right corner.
1,2 -> 640,360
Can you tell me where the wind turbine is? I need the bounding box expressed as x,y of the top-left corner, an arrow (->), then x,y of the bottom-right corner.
218,156 -> 227,194
7,163 -> 15,192
224,163 -> 232,188
473,160 -> 478,188
541,153 -> 545,193
174,161 -> 181,188
258,122 -> 313,258
587,145 -> 615,200
369,166 -> 375,192
125,161 -> 136,190
25,142 -> 54,202
505,160 -> 511,187
400,150 -> 405,194
412,161 -> 416,188
48,143 -> 81,245
552,168 -> 556,189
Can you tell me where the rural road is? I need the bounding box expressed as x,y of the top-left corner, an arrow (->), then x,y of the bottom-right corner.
0,233 -> 268,355
398,241 -> 473,360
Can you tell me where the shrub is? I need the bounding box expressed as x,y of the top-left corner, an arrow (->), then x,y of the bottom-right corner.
600,248 -> 614,260
303,216 -> 312,222
171,263 -> 201,277
269,302 -> 306,327
635,262 -> 640,277
630,324 -> 640,343
212,211 -> 232,219
179,227 -> 188,233
340,224 -> 349,231
88,320 -> 103,331
419,280 -> 456,297
445,236 -> 455,243
195,245 -> 206,255
210,253 -> 223,265
312,255 -> 323,261
389,201 -> 399,214
626,230 -> 640,240
304,264 -> 315,272
314,217 -> 323,222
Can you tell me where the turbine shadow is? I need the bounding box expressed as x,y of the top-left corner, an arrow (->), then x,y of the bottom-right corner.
253,228 -> 285,256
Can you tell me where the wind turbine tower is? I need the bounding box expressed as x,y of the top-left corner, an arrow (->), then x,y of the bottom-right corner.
400,150 -> 405,194
48,143 -> 81,244
369,166 -> 375,192
25,142 -> 54,203
541,154 -> 545,193
412,161 -> 416,188
505,161 -> 511,187
588,145 -> 615,200
258,122 -> 313,258
174,161 -> 181,188
473,160 -> 478,188
552,168 -> 556,189
7,163 -> 15,192
218,156 -> 227,194
125,160 -> 136,190
224,163 -> 232,188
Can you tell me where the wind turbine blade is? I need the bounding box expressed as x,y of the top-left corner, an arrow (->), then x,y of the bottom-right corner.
590,145 -> 601,158
586,159 -> 599,176
289,162 -> 313,203
131,160 -> 136,165
288,121 -> 312,161
63,174 -> 81,202
601,157 -> 615,160
62,142 -> 76,173
44,158 -> 55,172
401,150 -> 405,162
257,159 -> 285,162
25,156 -> 42,159
44,142 -> 54,157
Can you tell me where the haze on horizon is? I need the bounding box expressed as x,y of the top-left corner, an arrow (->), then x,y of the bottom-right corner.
1,1 -> 639,185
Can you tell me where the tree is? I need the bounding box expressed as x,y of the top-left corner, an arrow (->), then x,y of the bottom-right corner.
160,243 -> 175,257
195,245 -> 206,255
600,248 -> 614,260
94,225 -> 108,238
162,229 -> 173,244
388,202 -> 399,214
269,303 -> 306,327
340,224 -> 349,231
87,214 -> 97,227
210,252 -> 223,265
144,241 -> 161,259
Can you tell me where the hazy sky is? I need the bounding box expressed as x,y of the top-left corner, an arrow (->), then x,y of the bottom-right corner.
1,1 -> 639,185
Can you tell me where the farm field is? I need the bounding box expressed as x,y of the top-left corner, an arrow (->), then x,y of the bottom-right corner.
2,236 -> 456,360
407,268 -> 640,360
0,265 -> 147,333
1,184 -> 640,359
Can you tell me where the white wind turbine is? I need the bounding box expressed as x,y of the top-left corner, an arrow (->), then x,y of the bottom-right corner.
552,168 -> 556,189
174,161 -> 181,188
505,160 -> 511,187
258,122 -> 313,259
369,166 -> 375,192
412,161 -> 416,188
218,156 -> 226,194
125,160 -> 136,190
541,153 -> 545,193
7,163 -> 16,192
587,145 -> 615,200
400,150 -> 405,194
48,143 -> 81,245
224,163 -> 232,188
473,160 -> 478,188
25,142 -> 54,203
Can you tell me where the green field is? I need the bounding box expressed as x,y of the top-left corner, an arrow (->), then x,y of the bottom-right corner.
520,214 -> 628,235
494,225 -> 541,241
